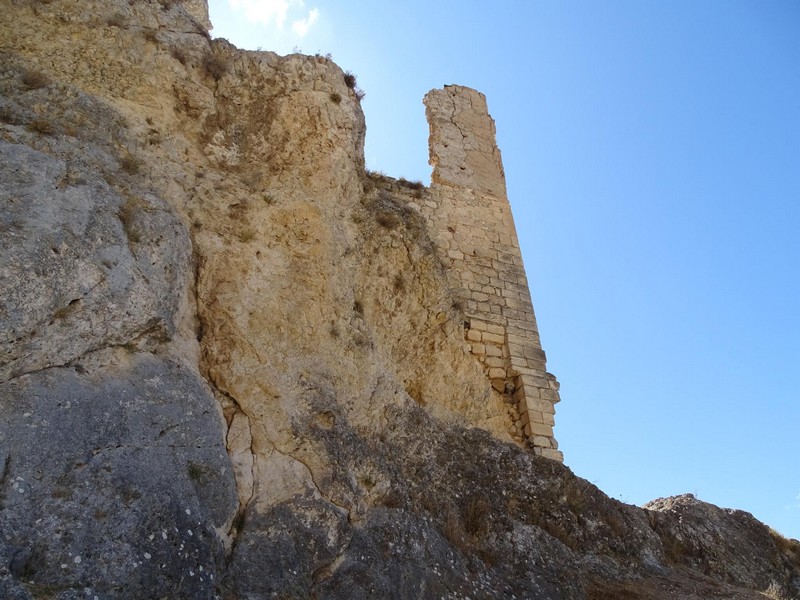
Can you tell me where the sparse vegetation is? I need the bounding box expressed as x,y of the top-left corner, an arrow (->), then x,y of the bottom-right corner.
378,490 -> 404,509
0,106 -> 19,124
398,177 -> 424,191
329,92 -> 342,104
119,153 -> 141,174
203,52 -> 230,81
770,528 -> 800,566
353,300 -> 364,315
393,274 -> 405,293
170,46 -> 187,65
107,13 -> 126,27
238,227 -> 256,243
26,117 -> 54,135
463,496 -> 490,537
343,71 -> 365,101
143,29 -> 159,43
21,69 -> 49,90
375,211 -> 401,229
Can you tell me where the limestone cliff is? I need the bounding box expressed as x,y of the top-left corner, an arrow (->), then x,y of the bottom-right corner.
1,1 -> 798,599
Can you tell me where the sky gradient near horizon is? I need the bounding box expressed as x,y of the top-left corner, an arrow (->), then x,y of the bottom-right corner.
206,0 -> 800,540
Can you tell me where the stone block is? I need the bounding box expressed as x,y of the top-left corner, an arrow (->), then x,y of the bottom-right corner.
484,356 -> 505,368
470,319 -> 488,331
485,344 -> 503,357
540,449 -> 564,462
486,323 -> 505,335
491,379 -> 506,393
466,329 -> 482,342
512,386 -> 526,403
528,422 -> 553,437
523,347 -> 547,362
526,357 -> 546,371
524,397 -> 555,416
482,331 -> 504,345
447,249 -> 464,260
471,343 -> 486,355
540,389 -> 560,403
488,367 -> 506,379
532,436 -> 552,449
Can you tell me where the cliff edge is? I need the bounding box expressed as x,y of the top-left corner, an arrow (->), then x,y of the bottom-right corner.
1,0 -> 798,598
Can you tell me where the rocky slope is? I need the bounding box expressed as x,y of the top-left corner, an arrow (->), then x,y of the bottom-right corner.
1,0 -> 798,598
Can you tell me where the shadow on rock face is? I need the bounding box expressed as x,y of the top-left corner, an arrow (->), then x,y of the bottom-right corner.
0,352 -> 237,600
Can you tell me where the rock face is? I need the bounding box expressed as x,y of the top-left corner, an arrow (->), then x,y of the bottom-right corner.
1,1 -> 798,598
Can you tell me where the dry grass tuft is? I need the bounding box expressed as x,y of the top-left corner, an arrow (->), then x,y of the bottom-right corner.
398,177 -> 424,191
770,528 -> 800,566
343,71 -> 365,101
0,106 -> 20,125
237,227 -> 257,243
26,118 -> 54,135
106,13 -> 126,27
376,212 -> 401,229
21,69 -> 49,90
119,153 -> 141,175
203,52 -> 230,81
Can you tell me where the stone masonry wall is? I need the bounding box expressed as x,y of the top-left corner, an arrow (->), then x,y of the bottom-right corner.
419,85 -> 563,461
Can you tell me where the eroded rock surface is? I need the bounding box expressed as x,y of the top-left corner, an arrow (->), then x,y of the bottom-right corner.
1,0 -> 798,598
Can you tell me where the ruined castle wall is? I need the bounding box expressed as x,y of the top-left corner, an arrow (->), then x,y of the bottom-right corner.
420,85 -> 563,461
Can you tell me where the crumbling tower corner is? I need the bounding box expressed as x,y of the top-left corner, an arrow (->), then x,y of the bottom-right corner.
422,85 -> 563,461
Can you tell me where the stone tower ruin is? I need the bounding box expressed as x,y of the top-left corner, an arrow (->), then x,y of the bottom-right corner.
421,85 -> 563,461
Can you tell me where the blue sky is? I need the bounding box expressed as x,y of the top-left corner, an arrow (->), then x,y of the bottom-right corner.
207,0 -> 800,540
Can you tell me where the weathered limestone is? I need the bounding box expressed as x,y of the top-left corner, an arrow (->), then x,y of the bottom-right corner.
421,85 -> 563,461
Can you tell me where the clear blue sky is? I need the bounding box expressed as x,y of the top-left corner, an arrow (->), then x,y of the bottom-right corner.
207,0 -> 800,540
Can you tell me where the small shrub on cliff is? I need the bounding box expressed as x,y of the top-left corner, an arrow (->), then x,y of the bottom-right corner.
329,92 -> 342,104
343,71 -> 365,101
463,496 -> 491,537
21,69 -> 49,90
26,118 -> 54,135
398,177 -> 424,191
238,227 -> 256,243
106,13 -> 126,27
203,52 -> 230,81
0,106 -> 20,125
376,211 -> 402,229
770,528 -> 800,566
119,153 -> 141,174
143,29 -> 159,44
